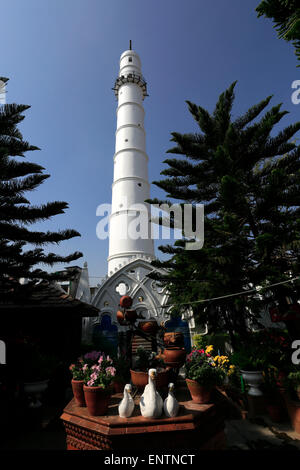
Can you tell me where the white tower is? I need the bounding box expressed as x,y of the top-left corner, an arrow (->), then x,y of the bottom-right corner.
108,43 -> 155,275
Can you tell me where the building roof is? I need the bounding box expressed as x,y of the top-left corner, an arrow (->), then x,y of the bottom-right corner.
0,280 -> 98,317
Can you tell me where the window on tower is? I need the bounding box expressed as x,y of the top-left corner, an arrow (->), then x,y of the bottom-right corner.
128,57 -> 132,62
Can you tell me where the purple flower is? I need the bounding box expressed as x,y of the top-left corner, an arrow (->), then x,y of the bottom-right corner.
84,350 -> 101,361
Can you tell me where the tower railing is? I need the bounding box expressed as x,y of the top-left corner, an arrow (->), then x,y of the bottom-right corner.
112,72 -> 148,99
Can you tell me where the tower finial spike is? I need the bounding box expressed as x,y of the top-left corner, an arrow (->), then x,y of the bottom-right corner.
129,40 -> 132,50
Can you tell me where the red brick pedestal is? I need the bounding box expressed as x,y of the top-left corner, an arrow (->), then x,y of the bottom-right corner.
61,389 -> 226,451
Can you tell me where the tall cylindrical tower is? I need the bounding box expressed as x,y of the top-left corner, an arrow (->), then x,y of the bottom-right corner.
108,45 -> 155,275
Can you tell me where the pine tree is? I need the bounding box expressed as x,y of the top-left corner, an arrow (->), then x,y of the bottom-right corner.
147,82 -> 300,344
0,78 -> 82,295
256,0 -> 300,66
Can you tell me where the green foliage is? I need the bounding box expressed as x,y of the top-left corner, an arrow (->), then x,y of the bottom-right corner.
69,361 -> 85,381
193,333 -> 231,354
230,329 -> 290,371
186,362 -> 225,387
230,349 -> 266,372
147,81 -> 300,344
192,334 -> 210,350
256,0 -> 300,66
0,81 -> 82,295
261,366 -> 283,403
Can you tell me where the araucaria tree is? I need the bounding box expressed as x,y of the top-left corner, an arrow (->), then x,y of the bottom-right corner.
256,0 -> 300,66
0,78 -> 82,294
148,82 -> 300,344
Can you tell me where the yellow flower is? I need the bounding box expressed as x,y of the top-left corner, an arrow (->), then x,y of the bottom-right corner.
205,345 -> 214,354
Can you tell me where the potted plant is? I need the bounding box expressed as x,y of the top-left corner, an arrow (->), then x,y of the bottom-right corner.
184,346 -> 226,403
230,341 -> 266,396
69,350 -> 106,406
83,353 -> 116,416
69,359 -> 86,407
130,347 -> 169,389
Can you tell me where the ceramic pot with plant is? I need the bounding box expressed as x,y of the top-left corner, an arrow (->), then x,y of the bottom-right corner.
83,353 -> 116,416
69,350 -> 104,406
230,342 -> 266,396
184,346 -> 226,404
130,346 -> 169,389
69,359 -> 86,407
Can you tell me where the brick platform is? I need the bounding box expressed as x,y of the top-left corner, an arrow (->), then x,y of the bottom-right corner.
61,388 -> 226,450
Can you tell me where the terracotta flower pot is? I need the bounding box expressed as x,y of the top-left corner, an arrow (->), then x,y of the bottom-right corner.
138,320 -> 159,335
83,385 -> 111,416
117,310 -> 125,324
130,369 -> 170,389
163,347 -> 186,365
71,379 -> 86,407
163,332 -> 184,348
120,295 -> 132,309
186,379 -> 212,404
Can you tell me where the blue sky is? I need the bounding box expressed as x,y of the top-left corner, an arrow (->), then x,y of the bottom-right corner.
2,0 -> 300,285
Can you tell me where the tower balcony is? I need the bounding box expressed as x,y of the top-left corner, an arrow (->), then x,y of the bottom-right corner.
112,73 -> 148,99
